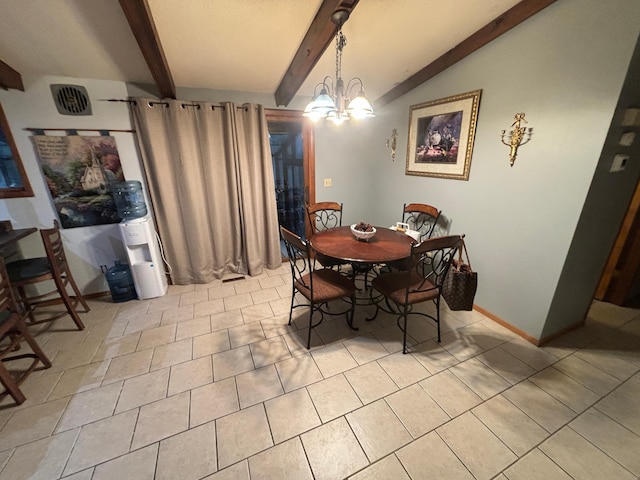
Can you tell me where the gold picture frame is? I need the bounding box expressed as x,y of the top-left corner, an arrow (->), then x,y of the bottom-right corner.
406,89 -> 481,180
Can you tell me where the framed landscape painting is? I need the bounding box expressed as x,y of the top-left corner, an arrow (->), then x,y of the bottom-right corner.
406,89 -> 481,180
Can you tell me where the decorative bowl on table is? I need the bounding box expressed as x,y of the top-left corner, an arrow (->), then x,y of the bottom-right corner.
350,222 -> 376,241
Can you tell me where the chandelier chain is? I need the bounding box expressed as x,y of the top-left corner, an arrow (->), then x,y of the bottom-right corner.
335,29 -> 346,81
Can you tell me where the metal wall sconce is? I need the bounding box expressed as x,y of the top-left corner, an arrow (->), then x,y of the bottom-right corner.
386,128 -> 398,161
500,113 -> 533,167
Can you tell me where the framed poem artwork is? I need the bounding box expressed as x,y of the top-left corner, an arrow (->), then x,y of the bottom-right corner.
406,89 -> 481,180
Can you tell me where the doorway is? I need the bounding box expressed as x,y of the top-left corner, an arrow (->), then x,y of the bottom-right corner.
266,109 -> 315,252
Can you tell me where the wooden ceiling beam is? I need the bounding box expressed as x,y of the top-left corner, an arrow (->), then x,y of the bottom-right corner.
376,0 -> 558,108
119,0 -> 176,99
0,60 -> 24,91
275,0 -> 359,107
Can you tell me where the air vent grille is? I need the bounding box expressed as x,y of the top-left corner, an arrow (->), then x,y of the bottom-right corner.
50,84 -> 92,116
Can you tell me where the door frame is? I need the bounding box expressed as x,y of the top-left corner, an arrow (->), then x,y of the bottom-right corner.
265,108 -> 315,238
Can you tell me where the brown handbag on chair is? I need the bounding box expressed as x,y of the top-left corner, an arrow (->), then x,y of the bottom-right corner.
442,237 -> 477,311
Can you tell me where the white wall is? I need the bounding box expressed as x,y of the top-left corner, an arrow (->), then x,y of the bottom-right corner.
314,0 -> 640,339
0,76 -> 147,294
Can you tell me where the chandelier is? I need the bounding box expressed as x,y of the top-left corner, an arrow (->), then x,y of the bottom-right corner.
303,9 -> 375,125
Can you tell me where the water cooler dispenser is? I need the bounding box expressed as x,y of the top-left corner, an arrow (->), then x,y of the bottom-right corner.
113,181 -> 167,299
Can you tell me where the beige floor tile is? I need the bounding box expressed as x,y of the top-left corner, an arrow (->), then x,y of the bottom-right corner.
102,348 -> 153,385
55,382 -> 122,432
570,408 -> 640,476
529,367 -> 600,413
313,316 -> 357,345
122,311 -> 162,336
0,398 -> 69,450
236,364 -> 284,408
131,391 -> 190,450
166,284 -> 194,296
190,377 -> 239,427
265,388 -> 321,444
194,299 -> 225,318
248,437 -> 313,480
575,342 -> 640,381
207,284 -> 237,300
202,460 -> 249,480
234,279 -> 262,295
275,353 -> 323,392
210,310 -> 245,332
48,361 -> 110,400
147,294 -> 181,313
216,404 -> 273,469
156,421 -> 217,480
503,448 -> 573,480
311,343 -> 358,378
301,417 -> 369,480
345,361 -> 399,404
370,324 -> 413,354
282,328 -> 324,356
450,357 -> 511,400
212,345 -> 255,380
410,339 -> 459,374
179,290 -> 209,307
60,469 -> 94,479
63,409 -> 138,476
472,394 -> 548,457
397,430 -> 474,480
343,334 -> 389,365
500,338 -> 558,371
243,303 -> 275,324
347,399 -> 412,462
539,426 -> 636,479
0,428 -> 77,480
475,346 -> 537,384
377,351 -> 430,389
552,354 -> 621,396
136,324 -> 177,351
349,454 -> 411,480
168,356 -> 213,396
193,330 -> 231,358
0,368 -> 62,410
249,336 -> 291,368
502,380 -> 577,433
92,332 -> 141,362
115,368 -> 169,413
250,287 -> 280,305
595,389 -> 640,435
439,330 -> 485,361
48,340 -> 102,373
175,316 -> 212,341
307,374 -> 363,423
228,321 -> 266,348
150,338 -> 193,371
269,297 -> 293,316
438,412 -> 517,480
617,373 -> 640,399
260,314 -> 295,339
418,370 -> 482,418
92,444 -> 158,480
224,293 -> 254,311
258,275 -> 285,289
160,304 -> 195,325
386,384 -> 450,438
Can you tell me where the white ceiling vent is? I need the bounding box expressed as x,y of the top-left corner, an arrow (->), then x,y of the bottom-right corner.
50,84 -> 92,116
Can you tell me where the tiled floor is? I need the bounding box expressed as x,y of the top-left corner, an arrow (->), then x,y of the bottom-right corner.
0,264 -> 639,479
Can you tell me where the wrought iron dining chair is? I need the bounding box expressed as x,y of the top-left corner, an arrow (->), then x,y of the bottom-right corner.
371,234 -> 463,353
6,220 -> 89,330
0,257 -> 52,405
280,226 -> 357,349
305,201 -> 350,271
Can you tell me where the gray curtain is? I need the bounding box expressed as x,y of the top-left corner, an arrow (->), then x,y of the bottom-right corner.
130,98 -> 281,284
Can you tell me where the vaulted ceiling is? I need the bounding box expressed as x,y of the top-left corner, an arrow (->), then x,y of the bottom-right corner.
0,0 -> 556,108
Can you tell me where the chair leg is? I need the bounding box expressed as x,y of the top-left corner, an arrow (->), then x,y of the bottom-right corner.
402,305 -> 409,354
0,364 -> 26,405
306,303 -> 314,349
435,298 -> 441,343
287,290 -> 295,326
53,277 -> 85,330
346,294 -> 357,330
66,274 -> 90,313
16,321 -> 51,369
16,285 -> 36,324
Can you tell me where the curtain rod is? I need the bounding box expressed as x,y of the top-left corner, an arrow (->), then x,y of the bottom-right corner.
24,127 -> 135,133
104,99 -> 256,110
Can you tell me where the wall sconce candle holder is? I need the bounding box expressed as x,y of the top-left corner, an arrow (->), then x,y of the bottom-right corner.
500,112 -> 533,167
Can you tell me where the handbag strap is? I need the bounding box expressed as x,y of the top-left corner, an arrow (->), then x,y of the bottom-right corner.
457,237 -> 472,270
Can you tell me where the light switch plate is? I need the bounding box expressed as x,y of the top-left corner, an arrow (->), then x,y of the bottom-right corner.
610,154 -> 629,172
323,178 -> 332,187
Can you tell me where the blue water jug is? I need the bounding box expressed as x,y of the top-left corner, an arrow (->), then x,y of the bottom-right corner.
103,261 -> 137,303
112,180 -> 147,220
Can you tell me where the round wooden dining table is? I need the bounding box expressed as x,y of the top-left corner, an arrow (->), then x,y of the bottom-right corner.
309,226 -> 414,264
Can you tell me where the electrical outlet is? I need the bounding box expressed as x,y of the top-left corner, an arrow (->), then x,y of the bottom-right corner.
323,178 -> 332,187
610,154 -> 629,173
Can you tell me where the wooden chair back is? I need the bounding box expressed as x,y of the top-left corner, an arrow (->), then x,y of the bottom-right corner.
306,202 -> 343,234
402,203 -> 441,241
